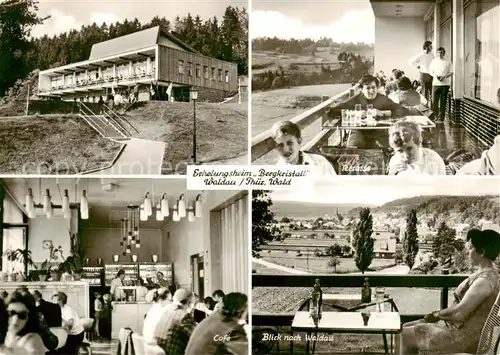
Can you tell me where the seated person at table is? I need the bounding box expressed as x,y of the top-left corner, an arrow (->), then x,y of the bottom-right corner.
33,291 -> 61,328
457,135 -> 500,175
401,229 -> 500,355
385,69 -> 404,94
330,74 -> 411,149
387,121 -> 445,175
2,291 -> 47,354
271,120 -> 337,175
389,76 -> 427,108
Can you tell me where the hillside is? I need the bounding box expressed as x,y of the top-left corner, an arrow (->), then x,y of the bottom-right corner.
123,101 -> 248,172
271,201 -> 375,219
0,115 -> 123,174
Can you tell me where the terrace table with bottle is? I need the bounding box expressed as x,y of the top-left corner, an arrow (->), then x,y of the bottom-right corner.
292,288 -> 401,354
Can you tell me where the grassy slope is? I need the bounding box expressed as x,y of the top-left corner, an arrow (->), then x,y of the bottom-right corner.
0,115 -> 123,174
123,101 -> 248,172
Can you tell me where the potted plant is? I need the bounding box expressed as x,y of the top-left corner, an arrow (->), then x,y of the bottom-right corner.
2,249 -> 36,281
60,231 -> 83,280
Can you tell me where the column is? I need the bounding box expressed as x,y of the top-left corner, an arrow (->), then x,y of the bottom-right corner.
434,3 -> 441,49
62,74 -> 65,87
85,69 -> 89,81
129,60 -> 133,76
98,67 -> 102,79
146,57 -> 151,74
113,64 -> 117,79
452,0 -> 464,98
73,72 -> 76,86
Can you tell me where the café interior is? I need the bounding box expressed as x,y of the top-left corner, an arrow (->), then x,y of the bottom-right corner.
0,177 -> 249,350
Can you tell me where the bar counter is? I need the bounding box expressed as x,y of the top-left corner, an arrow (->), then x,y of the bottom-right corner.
111,301 -> 153,339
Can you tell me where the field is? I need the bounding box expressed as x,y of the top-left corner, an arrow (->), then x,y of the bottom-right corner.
0,115 -> 124,174
252,49 -> 342,74
261,251 -> 395,274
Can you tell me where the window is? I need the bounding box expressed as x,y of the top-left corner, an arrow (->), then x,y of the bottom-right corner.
218,69 -> 223,81
440,19 -> 453,58
178,60 -> 184,74
225,70 -> 229,83
211,67 -> 216,79
204,65 -> 209,79
2,195 -> 25,272
196,64 -> 201,77
440,0 -> 453,21
425,14 -> 434,41
464,0 -> 500,107
188,62 -> 193,76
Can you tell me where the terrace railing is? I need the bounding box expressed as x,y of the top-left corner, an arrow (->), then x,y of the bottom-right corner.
39,69 -> 156,94
78,101 -> 128,139
101,104 -> 138,136
252,272 -> 466,327
251,87 -> 355,162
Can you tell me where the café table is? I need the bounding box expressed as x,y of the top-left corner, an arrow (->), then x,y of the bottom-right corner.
290,310 -> 401,355
323,115 -> 436,147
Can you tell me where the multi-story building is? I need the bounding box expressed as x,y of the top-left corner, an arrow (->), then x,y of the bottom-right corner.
37,26 -> 238,103
370,0 -> 499,151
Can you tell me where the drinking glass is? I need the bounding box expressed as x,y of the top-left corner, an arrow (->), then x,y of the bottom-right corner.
366,104 -> 375,120
341,109 -> 348,125
375,287 -> 385,312
354,104 -> 362,124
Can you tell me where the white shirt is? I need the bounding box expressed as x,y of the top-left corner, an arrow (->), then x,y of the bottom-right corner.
429,58 -> 453,86
277,151 -> 337,175
61,304 -> 84,335
142,303 -> 168,342
458,135 -> 500,175
409,51 -> 434,74
388,147 -> 446,175
110,278 -> 125,301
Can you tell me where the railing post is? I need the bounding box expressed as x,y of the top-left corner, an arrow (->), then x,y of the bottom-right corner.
440,269 -> 450,309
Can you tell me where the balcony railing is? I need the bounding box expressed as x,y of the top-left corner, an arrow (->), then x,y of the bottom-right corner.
252,273 -> 466,327
39,69 -> 156,94
251,88 -> 354,162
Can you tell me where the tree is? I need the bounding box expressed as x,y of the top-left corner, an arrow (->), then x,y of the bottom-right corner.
432,221 -> 458,264
352,208 -> 374,273
326,243 -> 342,257
280,217 -> 290,223
403,209 -> 419,269
341,245 -> 352,257
252,190 -> 281,257
328,256 -> 340,273
0,0 -> 44,96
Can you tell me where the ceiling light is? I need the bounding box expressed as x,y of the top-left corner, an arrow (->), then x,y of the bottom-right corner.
156,203 -> 163,221
143,193 -> 152,216
188,202 -> 196,222
195,194 -> 202,218
161,194 -> 169,217
25,188 -> 35,214
43,189 -> 51,214
80,190 -> 89,220
178,194 -> 186,218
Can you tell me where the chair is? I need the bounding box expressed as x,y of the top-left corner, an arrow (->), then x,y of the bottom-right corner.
49,327 -> 68,350
132,333 -> 166,355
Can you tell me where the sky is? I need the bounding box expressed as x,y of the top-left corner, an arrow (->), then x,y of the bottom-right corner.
251,0 -> 375,43
271,177 -> 500,206
30,0 -> 246,38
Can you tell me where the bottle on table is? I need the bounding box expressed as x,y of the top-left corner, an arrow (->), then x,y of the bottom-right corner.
361,277 -> 372,303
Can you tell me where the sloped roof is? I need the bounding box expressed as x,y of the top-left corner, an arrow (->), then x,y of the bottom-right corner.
89,26 -> 200,60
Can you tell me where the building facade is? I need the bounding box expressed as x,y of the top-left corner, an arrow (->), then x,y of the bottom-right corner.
371,0 -> 499,150
37,26 -> 238,103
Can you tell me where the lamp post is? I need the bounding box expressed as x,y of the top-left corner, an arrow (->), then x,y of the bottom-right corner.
190,88 -> 199,163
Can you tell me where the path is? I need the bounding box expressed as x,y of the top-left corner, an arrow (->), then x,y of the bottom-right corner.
90,138 -> 165,175
252,258 -> 311,275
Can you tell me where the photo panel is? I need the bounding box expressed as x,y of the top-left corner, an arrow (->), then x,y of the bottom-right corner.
0,0 -> 248,176
0,177 -> 249,353
252,176 -> 500,354
250,0 -> 500,176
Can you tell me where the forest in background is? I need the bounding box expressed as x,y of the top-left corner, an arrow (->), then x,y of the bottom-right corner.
0,0 -> 248,97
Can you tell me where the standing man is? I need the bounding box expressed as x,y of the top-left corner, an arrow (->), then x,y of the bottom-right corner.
429,47 -> 453,123
409,41 -> 434,105
110,269 -> 126,301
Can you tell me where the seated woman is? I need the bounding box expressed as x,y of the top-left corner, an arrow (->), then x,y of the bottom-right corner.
389,76 -> 427,108
401,229 -> 500,354
1,291 -> 47,354
387,121 -> 446,175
